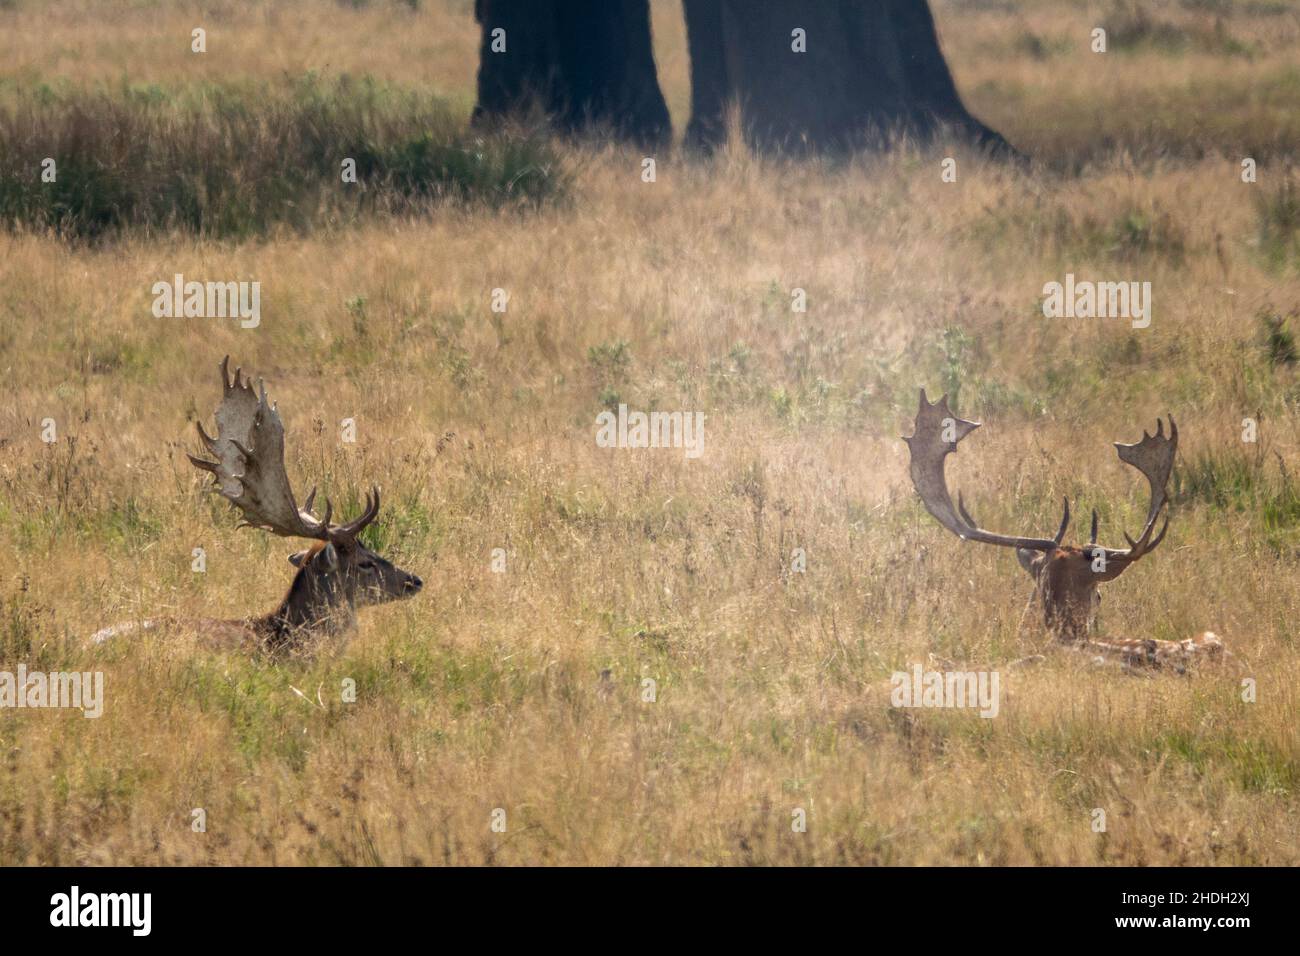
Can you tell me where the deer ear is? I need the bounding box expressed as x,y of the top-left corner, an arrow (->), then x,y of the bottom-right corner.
1016,548 -> 1041,577
317,542 -> 340,570
287,550 -> 311,567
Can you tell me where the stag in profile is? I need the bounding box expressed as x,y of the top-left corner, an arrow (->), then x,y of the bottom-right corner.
92,357 -> 422,652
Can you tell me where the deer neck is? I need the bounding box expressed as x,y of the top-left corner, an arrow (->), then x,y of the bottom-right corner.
1035,566 -> 1097,645
259,566 -> 356,643
1044,608 -> 1091,644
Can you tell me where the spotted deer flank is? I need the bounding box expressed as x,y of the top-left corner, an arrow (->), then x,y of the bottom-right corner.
91,356 -> 422,653
904,389 -> 1224,673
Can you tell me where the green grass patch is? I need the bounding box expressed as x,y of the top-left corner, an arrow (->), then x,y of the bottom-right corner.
0,76 -> 564,240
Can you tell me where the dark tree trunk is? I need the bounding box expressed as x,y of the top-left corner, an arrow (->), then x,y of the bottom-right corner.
683,0 -> 1014,155
472,0 -> 671,148
682,0 -> 730,152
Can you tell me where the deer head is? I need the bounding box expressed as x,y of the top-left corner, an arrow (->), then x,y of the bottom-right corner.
188,357 -> 422,641
903,389 -> 1176,642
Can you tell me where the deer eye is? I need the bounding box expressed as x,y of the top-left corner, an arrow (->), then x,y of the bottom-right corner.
357,560 -> 375,570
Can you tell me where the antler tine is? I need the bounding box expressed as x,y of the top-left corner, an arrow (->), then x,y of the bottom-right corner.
297,486 -> 339,539
188,426 -> 220,473
194,419 -> 220,457
1120,501 -> 1170,555
1146,510 -> 1170,552
1052,496 -> 1070,546
955,490 -> 976,528
903,389 -> 1063,553
1089,508 -> 1099,546
333,486 -> 382,542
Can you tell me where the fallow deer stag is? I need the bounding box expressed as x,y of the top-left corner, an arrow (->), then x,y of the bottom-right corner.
91,357 -> 422,652
903,389 -> 1223,672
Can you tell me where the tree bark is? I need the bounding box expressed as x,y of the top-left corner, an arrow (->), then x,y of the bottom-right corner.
683,0 -> 1014,155
472,0 -> 671,149
682,0 -> 730,152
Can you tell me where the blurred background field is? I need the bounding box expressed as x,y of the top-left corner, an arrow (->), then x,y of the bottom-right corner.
0,0 -> 1297,864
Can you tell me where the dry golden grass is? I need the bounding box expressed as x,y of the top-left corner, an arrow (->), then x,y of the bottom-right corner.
0,0 -> 1298,864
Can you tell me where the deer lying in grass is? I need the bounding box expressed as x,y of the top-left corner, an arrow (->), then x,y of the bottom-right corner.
91,357 -> 422,652
903,389 -> 1224,673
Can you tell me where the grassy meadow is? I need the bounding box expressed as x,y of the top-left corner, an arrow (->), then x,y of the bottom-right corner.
0,0 -> 1298,864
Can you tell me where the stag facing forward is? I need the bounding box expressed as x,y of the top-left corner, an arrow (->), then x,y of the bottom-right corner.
903,389 -> 1224,673
91,357 -> 422,653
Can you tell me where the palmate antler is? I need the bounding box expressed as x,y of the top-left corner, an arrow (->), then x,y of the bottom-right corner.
188,356 -> 380,544
902,390 -> 1070,553
1089,417 -> 1177,575
903,388 -> 1176,569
